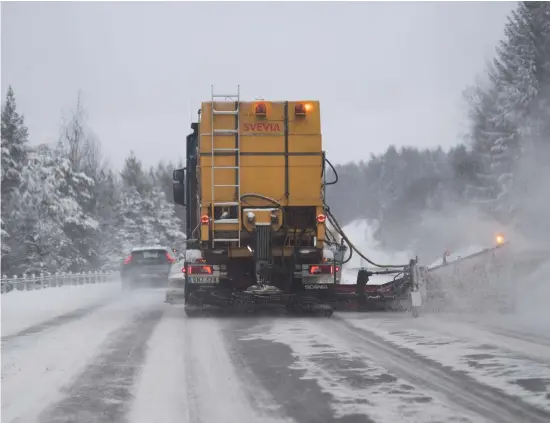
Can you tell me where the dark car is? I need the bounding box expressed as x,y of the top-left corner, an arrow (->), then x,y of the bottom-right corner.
120,246 -> 176,290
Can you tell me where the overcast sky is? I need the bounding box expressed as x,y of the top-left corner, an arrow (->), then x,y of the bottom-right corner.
2,1 -> 516,170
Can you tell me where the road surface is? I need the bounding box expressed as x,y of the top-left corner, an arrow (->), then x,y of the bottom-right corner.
2,286 -> 550,423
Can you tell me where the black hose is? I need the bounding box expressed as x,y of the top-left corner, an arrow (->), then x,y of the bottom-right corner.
240,193 -> 282,208
326,208 -> 409,269
321,156 -> 408,269
323,157 -> 338,186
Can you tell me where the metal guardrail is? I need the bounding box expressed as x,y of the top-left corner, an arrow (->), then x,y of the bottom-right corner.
1,271 -> 119,294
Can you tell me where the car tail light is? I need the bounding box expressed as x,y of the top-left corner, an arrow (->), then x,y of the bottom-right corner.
309,264 -> 334,275
187,265 -> 213,275
123,255 -> 132,265
181,267 -> 186,274
165,251 -> 176,264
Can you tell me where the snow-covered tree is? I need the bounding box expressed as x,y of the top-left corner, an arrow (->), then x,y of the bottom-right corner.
1,86 -> 29,261
1,86 -> 29,197
116,153 -> 185,256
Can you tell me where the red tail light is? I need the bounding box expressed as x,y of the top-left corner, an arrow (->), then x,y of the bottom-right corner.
335,266 -> 340,272
187,265 -> 213,275
123,255 -> 132,265
181,267 -> 186,274
165,252 -> 176,263
309,264 -> 334,275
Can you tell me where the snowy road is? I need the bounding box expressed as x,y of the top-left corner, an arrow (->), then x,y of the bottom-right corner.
2,285 -> 550,423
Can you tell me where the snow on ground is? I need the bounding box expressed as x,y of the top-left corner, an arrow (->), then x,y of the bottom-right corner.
129,307 -> 290,423
342,313 -> 550,412
340,219 -> 412,285
241,318 -> 484,423
1,289 -> 163,423
1,280 -> 121,337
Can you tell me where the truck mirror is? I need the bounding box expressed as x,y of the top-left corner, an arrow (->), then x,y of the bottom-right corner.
173,168 -> 185,183
173,182 -> 186,206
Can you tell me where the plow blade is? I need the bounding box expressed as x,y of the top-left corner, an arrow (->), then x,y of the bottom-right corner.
423,242 -> 516,313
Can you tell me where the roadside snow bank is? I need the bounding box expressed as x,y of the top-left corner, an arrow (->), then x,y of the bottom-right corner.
1,281 -> 121,337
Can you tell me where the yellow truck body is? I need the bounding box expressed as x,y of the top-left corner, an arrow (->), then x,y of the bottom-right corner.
198,100 -> 325,251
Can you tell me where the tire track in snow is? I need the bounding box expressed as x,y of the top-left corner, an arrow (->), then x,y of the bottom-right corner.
180,315 -> 292,423
331,315 -> 550,423
227,317 -> 371,423
38,306 -> 165,423
240,317 -> 482,423
478,324 -> 550,348
1,302 -> 109,344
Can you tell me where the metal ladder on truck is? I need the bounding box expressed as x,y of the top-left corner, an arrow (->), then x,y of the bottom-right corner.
210,85 -> 241,248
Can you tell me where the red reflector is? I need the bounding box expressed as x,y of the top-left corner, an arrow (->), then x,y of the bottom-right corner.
316,214 -> 326,224
123,255 -> 132,265
188,265 -> 213,275
255,102 -> 267,116
181,267 -> 186,274
309,264 -> 334,275
201,215 -> 209,225
335,266 -> 340,272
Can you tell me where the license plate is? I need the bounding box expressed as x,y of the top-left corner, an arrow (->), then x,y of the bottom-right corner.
304,284 -> 329,290
188,276 -> 217,284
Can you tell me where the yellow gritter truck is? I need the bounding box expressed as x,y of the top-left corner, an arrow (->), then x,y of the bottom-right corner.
171,85 -> 423,317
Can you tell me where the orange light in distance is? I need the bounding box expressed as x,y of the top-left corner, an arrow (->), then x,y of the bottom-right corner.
304,103 -> 313,111
496,233 -> 505,245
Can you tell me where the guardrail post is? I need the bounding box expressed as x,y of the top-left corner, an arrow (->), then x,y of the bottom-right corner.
88,270 -> 92,284
31,273 -> 36,291
13,275 -> 19,291
40,272 -> 44,289
1,274 -> 6,293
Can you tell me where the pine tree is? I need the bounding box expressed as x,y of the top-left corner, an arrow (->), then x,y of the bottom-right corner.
1,86 -> 29,196
1,86 -> 30,264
